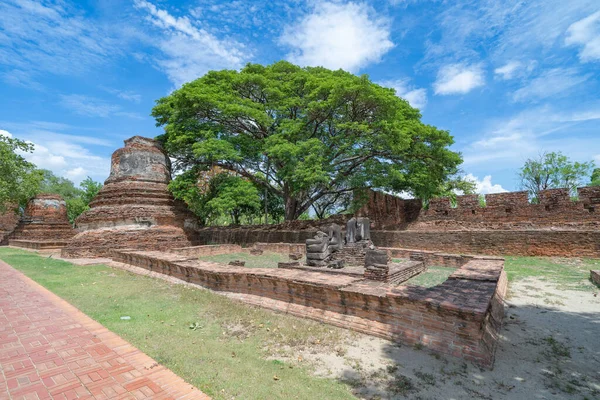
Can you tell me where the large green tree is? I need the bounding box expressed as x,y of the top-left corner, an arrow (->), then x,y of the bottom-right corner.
153,61 -> 463,220
519,152 -> 594,200
0,135 -> 42,212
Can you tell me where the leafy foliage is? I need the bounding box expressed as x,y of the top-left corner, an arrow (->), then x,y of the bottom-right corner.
38,170 -> 103,224
153,61 -> 463,220
590,168 -> 600,186
205,174 -> 261,225
0,135 -> 43,212
169,168 -> 265,225
518,152 -> 594,201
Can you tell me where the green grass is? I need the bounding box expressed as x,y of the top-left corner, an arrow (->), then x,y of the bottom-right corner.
0,248 -> 355,400
401,266 -> 456,288
504,256 -> 600,291
199,251 -> 298,268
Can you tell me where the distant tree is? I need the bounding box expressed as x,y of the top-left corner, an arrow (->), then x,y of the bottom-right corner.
591,168 -> 600,186
205,174 -> 261,225
0,135 -> 42,212
152,61 -> 463,220
79,177 -> 103,204
519,152 -> 594,201
38,170 -> 102,223
39,169 -> 81,200
169,168 -> 262,225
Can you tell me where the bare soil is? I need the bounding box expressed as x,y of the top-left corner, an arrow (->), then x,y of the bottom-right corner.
286,278 -> 600,400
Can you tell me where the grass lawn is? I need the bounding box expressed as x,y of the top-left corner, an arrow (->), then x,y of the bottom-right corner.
504,256 -> 599,291
199,251 -> 297,268
401,266 -> 456,288
0,248 -> 356,400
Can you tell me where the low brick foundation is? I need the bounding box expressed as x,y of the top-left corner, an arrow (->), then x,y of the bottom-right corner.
591,270 -> 600,287
9,239 -> 71,250
251,242 -> 305,254
167,244 -> 243,257
111,246 -> 507,368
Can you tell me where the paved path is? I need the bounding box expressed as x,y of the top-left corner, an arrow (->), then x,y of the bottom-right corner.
0,260 -> 210,400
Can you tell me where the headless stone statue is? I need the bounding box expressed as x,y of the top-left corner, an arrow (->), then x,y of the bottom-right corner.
306,231 -> 330,266
356,217 -> 371,242
345,217 -> 357,244
328,223 -> 343,251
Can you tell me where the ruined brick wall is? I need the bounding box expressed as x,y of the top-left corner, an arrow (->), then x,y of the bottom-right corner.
357,187 -> 600,230
0,206 -> 19,245
591,270 -> 600,287
113,249 -> 506,368
371,230 -> 600,257
194,227 -> 600,257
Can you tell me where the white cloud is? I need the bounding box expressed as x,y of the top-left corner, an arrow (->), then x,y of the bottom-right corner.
0,0 -> 131,86
433,63 -> 485,95
494,61 -> 521,80
423,0 -> 598,64
512,68 -> 589,102
462,104 -> 600,167
134,0 -> 247,87
0,127 -> 111,185
379,79 -> 427,110
64,167 -> 87,182
464,174 -> 508,194
0,129 -> 12,138
102,87 -> 142,103
281,2 -> 393,72
565,11 -> 600,62
59,95 -> 142,119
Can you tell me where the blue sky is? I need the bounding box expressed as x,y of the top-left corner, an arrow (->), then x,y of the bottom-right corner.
1,0 -> 599,194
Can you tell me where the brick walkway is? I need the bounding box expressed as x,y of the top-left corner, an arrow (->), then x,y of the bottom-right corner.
0,260 -> 210,400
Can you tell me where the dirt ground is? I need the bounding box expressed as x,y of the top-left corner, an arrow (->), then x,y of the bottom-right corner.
286,278 -> 600,400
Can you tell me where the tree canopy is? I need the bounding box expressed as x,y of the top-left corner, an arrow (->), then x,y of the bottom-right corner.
152,61 -> 463,220
0,135 -> 42,212
519,152 -> 594,201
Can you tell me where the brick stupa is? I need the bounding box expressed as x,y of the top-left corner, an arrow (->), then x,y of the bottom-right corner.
8,194 -> 75,248
62,136 -> 199,257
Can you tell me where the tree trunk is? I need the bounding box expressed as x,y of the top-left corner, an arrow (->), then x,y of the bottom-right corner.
284,196 -> 301,220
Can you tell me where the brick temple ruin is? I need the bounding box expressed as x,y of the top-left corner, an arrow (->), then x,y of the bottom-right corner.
62,136 -> 199,258
7,194 -> 75,249
10,135 -> 600,367
111,241 -> 506,368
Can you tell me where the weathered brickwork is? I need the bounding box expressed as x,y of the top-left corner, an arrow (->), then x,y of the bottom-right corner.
8,194 -> 75,249
358,187 -> 600,231
346,188 -> 600,257
591,270 -> 600,287
62,136 -> 200,258
371,230 -> 600,257
112,246 -> 507,368
168,243 -> 243,257
0,206 -> 19,245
